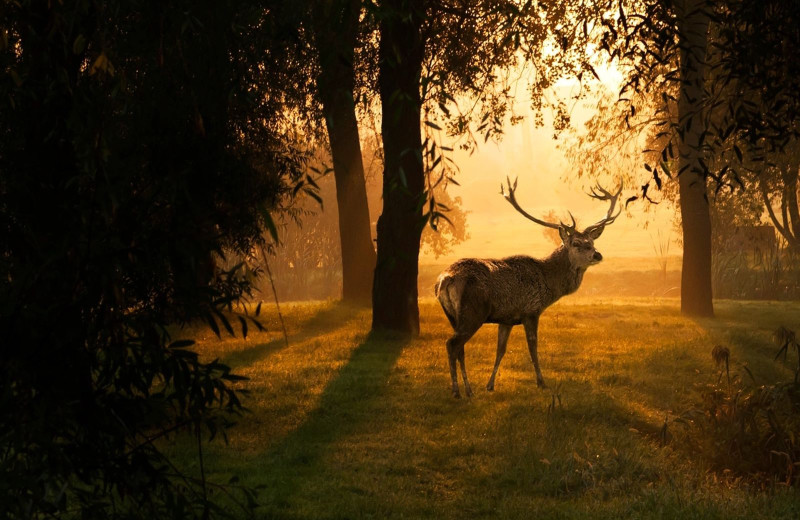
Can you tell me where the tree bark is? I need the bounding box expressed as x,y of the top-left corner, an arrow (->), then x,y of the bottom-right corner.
372,0 -> 425,336
313,0 -> 376,305
677,0 -> 714,317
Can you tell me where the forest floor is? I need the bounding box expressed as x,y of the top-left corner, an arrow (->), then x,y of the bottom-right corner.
170,298 -> 800,519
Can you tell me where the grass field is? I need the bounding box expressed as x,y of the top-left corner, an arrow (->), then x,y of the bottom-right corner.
170,298 -> 800,519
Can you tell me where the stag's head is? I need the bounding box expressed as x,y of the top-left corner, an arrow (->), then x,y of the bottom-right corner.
501,178 -> 622,269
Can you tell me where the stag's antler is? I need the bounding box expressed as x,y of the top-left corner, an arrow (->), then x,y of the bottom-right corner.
583,183 -> 622,236
501,177 -> 574,232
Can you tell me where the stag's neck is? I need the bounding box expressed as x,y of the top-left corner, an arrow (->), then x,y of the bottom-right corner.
542,246 -> 586,301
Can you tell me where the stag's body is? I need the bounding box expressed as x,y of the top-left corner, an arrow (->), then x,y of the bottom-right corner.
437,250 -> 584,326
436,179 -> 620,398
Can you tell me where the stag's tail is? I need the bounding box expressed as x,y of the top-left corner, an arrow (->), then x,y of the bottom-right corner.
435,273 -> 463,329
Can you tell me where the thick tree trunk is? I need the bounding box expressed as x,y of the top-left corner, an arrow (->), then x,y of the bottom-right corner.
372,0 -> 425,336
314,0 -> 376,305
677,0 -> 714,317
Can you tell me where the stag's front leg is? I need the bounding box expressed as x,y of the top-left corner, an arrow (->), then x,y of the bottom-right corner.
522,315 -> 546,388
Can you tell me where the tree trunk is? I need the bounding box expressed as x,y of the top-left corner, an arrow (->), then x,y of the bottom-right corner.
313,0 -> 376,305
372,0 -> 425,336
759,158 -> 800,250
677,0 -> 714,317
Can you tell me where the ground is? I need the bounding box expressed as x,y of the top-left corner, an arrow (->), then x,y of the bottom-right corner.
170,297 -> 800,519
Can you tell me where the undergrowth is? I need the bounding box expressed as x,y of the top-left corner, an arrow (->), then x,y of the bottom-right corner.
673,327 -> 800,487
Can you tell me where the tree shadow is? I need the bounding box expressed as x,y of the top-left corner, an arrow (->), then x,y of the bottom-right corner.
254,332 -> 408,511
220,301 -> 367,369
485,382 -> 670,503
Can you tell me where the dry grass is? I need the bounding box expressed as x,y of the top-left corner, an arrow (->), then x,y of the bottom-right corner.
168,298 -> 800,519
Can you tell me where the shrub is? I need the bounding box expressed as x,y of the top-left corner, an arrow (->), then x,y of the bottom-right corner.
673,332 -> 800,486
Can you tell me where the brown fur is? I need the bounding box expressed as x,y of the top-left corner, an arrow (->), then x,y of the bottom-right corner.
436,231 -> 603,398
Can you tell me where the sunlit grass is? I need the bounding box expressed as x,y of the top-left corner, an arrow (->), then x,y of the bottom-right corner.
169,298 -> 800,519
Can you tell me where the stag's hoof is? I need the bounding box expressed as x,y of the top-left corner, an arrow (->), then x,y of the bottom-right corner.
486,383 -> 494,392
537,379 -> 548,389
465,387 -> 474,398
452,390 -> 461,399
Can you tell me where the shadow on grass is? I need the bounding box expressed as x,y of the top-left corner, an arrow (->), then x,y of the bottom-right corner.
256,331 -> 408,511
489,385 -> 669,500
221,301 -> 366,369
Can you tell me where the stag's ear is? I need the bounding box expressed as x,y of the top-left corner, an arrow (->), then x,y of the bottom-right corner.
587,226 -> 604,239
559,226 -> 571,243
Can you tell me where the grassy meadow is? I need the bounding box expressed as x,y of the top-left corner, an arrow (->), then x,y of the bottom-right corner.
170,297 -> 800,519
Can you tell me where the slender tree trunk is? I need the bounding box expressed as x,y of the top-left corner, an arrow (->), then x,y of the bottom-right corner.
783,163 -> 800,245
372,0 -> 425,336
313,0 -> 376,305
677,0 -> 714,317
760,159 -> 800,250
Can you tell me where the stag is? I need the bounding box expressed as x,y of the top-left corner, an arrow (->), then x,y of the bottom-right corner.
435,178 -> 621,398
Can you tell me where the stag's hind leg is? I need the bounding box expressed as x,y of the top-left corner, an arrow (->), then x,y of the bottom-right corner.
457,349 -> 473,398
446,338 -> 460,398
487,324 -> 513,391
446,326 -> 480,398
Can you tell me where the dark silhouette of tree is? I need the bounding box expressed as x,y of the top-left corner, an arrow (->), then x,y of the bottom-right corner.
0,1 -> 309,517
372,0 -> 427,335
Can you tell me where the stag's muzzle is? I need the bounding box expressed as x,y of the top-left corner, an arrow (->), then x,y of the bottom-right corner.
592,251 -> 603,263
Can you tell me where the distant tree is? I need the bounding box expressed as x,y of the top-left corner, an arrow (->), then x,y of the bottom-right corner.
266,169 -> 343,301
419,187 -> 470,260
0,1 -> 308,517
311,0 -> 377,305
757,146 -> 800,251
540,209 -> 572,247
